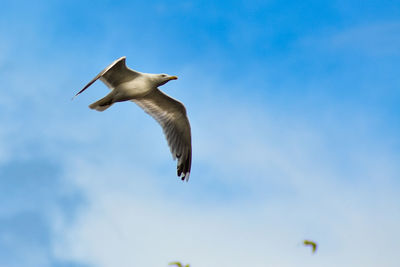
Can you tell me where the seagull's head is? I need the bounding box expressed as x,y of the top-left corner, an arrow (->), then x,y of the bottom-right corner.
155,73 -> 178,86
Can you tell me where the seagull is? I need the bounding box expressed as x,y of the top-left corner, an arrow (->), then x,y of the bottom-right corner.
73,57 -> 192,181
303,240 -> 317,254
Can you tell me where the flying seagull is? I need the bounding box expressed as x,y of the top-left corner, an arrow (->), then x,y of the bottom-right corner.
303,240 -> 318,254
74,57 -> 192,181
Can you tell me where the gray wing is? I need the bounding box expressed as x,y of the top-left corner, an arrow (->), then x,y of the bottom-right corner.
132,89 -> 192,181
73,56 -> 140,98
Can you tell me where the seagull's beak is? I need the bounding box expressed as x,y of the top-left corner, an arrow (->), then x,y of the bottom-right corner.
169,76 -> 178,80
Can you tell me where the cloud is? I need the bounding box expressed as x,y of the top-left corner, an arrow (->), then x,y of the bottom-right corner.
53,91 -> 400,267
0,3 -> 399,267
0,159 -> 87,267
298,20 -> 400,57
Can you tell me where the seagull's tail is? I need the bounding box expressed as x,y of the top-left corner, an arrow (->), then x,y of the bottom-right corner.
89,94 -> 114,112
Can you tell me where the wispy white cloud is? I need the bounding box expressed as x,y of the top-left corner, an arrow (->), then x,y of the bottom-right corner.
53,87 -> 400,267
299,20 -> 400,57
1,2 -> 399,267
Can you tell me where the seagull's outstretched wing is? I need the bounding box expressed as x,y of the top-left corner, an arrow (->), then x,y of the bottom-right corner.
73,56 -> 140,98
133,89 -> 192,181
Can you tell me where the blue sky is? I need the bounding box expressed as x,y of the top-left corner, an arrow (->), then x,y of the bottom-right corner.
0,0 -> 399,266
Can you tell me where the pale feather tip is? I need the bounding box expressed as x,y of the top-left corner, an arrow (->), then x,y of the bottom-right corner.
181,172 -> 190,182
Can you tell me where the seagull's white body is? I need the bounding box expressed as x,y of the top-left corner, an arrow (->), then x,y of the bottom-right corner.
74,56 -> 192,181
106,75 -> 150,99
